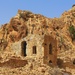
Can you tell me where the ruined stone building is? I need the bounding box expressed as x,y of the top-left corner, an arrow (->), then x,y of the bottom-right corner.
11,34 -> 57,66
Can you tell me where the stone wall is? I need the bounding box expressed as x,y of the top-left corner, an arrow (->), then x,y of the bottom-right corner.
11,34 -> 44,58
26,34 -> 44,57
11,34 -> 57,66
43,35 -> 57,66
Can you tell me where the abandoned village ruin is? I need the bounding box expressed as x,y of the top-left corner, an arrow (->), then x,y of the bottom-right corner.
0,5 -> 75,75
11,34 -> 57,66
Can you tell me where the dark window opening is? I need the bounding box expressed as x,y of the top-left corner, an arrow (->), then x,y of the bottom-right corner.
21,41 -> 27,56
33,46 -> 37,54
45,43 -> 47,45
49,60 -> 53,67
73,59 -> 75,65
49,60 -> 52,64
49,44 -> 52,54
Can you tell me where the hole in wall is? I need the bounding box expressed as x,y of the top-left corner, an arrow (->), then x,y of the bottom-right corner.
33,46 -> 37,54
21,41 -> 27,56
73,59 -> 75,65
49,43 -> 52,54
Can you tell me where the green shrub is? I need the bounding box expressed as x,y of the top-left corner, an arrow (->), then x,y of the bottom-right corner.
69,25 -> 75,40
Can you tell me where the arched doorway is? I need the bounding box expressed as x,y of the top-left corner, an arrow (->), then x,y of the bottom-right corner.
49,60 -> 52,64
21,41 -> 27,56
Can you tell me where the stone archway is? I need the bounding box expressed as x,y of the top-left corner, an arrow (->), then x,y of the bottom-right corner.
21,41 -> 27,56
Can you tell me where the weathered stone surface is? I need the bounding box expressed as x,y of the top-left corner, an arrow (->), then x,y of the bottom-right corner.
0,58 -> 28,68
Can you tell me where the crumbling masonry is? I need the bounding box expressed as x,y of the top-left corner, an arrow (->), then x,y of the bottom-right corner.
11,34 -> 57,66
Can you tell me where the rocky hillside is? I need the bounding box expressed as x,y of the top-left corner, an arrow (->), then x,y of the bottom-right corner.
0,6 -> 75,53
0,6 -> 75,75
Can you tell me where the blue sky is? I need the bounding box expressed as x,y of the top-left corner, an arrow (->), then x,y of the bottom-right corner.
0,0 -> 75,25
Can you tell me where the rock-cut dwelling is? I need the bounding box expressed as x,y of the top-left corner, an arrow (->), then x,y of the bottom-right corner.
11,34 -> 57,66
